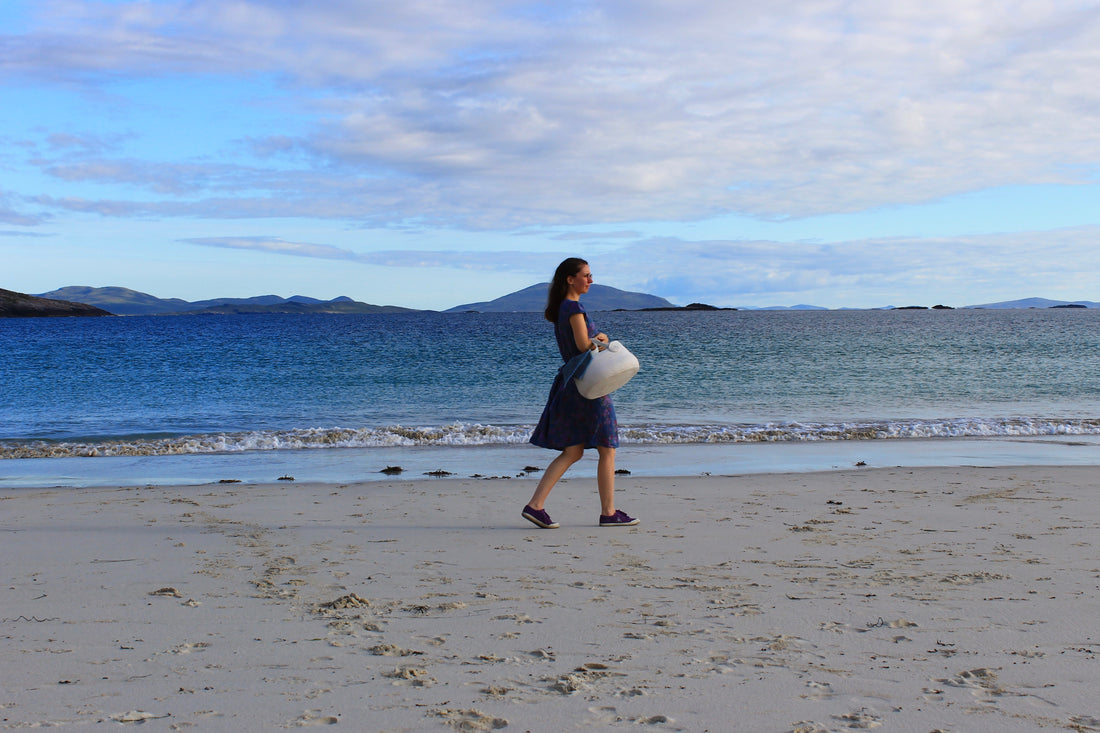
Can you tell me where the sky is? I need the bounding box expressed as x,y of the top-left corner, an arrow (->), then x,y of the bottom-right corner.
3,0 -> 1100,310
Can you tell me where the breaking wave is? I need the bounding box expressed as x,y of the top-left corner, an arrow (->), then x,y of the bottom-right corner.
4,417 -> 1100,460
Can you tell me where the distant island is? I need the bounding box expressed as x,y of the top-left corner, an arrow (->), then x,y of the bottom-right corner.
628,302 -> 737,312
2,285 -> 1099,318
30,287 -> 419,316
445,283 -> 674,313
0,288 -> 113,318
964,297 -> 1099,309
27,283 -> 675,316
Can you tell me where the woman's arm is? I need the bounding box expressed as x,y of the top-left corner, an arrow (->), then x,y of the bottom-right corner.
569,313 -> 597,352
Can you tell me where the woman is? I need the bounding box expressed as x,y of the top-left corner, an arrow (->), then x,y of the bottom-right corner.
524,257 -> 640,529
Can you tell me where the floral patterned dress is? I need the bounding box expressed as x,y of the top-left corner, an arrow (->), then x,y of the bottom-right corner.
529,299 -> 619,450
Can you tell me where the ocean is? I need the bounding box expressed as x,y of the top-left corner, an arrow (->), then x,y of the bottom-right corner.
2,308 -> 1100,487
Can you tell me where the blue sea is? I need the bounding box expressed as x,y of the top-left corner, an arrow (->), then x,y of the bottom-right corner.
3,308 -> 1100,487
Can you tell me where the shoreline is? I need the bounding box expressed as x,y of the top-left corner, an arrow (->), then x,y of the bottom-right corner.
4,465 -> 1100,730
3,434 -> 1100,490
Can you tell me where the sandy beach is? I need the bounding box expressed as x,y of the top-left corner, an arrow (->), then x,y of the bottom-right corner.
3,466 -> 1099,731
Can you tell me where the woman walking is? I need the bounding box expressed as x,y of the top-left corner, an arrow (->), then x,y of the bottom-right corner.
524,257 -> 639,529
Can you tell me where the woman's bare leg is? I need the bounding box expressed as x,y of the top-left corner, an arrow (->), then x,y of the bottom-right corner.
596,445 -> 616,516
527,444 -> 584,510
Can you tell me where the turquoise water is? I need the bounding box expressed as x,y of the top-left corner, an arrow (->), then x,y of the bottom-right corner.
2,308 -> 1100,484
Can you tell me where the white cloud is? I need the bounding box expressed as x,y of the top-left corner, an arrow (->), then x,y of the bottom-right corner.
184,236 -> 361,261
5,0 -> 1100,228
178,225 -> 1100,309
603,227 -> 1100,307
0,191 -> 48,226
183,235 -> 561,273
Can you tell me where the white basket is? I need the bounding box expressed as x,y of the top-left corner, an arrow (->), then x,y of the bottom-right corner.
574,341 -> 640,399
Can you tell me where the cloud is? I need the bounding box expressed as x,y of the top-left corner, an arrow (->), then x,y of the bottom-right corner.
551,230 -> 641,241
600,226 -> 1100,307
0,229 -> 53,237
0,0 -> 522,82
179,225 -> 1100,308
0,209 -> 47,226
183,236 -> 561,273
5,1 -> 1100,229
0,192 -> 49,226
184,236 -> 361,261
45,132 -> 126,154
42,160 -> 210,196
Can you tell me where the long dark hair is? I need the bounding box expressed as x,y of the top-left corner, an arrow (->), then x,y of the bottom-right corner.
544,257 -> 588,322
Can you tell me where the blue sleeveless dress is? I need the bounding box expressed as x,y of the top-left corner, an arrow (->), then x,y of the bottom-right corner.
529,300 -> 619,450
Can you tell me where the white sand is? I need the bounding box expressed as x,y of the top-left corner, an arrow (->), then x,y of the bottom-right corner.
3,466 -> 1100,731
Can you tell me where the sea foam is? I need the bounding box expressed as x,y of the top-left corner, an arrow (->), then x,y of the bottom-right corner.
4,417 -> 1100,460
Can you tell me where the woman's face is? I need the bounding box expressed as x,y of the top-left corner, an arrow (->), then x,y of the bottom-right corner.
567,265 -> 593,296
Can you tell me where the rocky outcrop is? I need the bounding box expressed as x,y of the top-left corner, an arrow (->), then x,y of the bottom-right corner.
0,288 -> 114,317
632,302 -> 736,312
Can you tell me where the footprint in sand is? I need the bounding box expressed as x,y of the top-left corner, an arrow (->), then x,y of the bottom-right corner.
789,723 -> 830,733
252,566 -> 303,599
417,634 -> 448,646
832,708 -> 883,728
431,708 -> 507,731
802,680 -> 834,700
938,667 -> 1007,696
316,593 -> 372,610
290,710 -> 339,726
368,643 -> 423,657
547,662 -> 625,695
587,706 -> 676,728
382,665 -> 436,687
479,685 -> 513,698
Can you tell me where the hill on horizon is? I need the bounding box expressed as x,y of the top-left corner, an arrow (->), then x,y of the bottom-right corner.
35,286 -> 419,315
965,296 -> 1100,309
1,288 -> 114,317
445,283 -> 674,313
20,286 -> 1100,316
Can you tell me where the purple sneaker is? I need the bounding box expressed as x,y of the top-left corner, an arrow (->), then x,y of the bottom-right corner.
599,509 -> 639,527
522,505 -> 560,529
